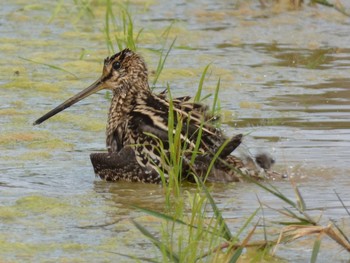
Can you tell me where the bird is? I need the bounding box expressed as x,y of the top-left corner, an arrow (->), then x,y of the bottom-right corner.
34,48 -> 282,183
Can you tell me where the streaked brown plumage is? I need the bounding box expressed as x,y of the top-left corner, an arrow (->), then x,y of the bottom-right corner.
34,49 -> 282,183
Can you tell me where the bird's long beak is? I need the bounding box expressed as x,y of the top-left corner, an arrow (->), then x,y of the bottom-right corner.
33,77 -> 104,125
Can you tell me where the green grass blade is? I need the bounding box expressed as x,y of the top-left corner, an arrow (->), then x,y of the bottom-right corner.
310,236 -> 322,263
125,10 -> 136,50
134,205 -> 224,238
313,0 -> 334,7
189,120 -> 204,166
197,178 -> 232,241
133,206 -> 196,229
104,0 -> 115,53
194,64 -> 211,102
229,220 -> 260,262
211,77 -> 221,116
135,28 -> 144,45
257,195 -> 268,242
249,180 -> 297,208
152,37 -> 176,86
229,247 -> 243,263
49,0 -> 64,23
293,184 -> 306,212
107,251 -> 160,263
200,93 -> 212,102
167,84 -> 175,160
73,0 -> 94,24
235,207 -> 260,240
275,221 -> 315,226
133,220 -> 180,262
203,138 -> 230,181
281,207 -> 314,225
19,57 -> 78,79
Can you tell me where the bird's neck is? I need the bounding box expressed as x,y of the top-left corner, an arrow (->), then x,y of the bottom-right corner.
105,81 -> 150,151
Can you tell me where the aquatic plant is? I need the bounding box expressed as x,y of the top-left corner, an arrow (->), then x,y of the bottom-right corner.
103,1 -> 176,89
85,2 -> 350,261
104,0 -> 142,53
131,141 -> 350,262
135,93 -> 349,262
49,0 -> 95,24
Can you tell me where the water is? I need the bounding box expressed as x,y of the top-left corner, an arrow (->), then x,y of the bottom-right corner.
1,1 -> 349,262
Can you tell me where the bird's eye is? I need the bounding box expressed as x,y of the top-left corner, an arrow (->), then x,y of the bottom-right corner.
112,61 -> 121,71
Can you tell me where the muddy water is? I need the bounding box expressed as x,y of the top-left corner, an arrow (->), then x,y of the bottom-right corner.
1,1 -> 349,262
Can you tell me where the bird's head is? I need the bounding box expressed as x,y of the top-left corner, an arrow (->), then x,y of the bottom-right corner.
101,48 -> 148,93
33,48 -> 148,125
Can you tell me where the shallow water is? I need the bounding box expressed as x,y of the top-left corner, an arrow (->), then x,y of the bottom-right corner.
1,1 -> 350,262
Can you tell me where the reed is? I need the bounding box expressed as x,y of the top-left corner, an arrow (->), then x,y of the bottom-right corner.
128,66 -> 350,262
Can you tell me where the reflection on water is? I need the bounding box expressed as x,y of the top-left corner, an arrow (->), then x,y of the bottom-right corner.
1,0 -> 350,262
93,181 -> 165,211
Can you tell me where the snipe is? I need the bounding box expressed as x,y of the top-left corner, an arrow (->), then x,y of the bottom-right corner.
34,49 -> 281,183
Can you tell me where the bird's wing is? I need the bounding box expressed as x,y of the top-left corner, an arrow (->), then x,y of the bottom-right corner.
131,93 -> 225,153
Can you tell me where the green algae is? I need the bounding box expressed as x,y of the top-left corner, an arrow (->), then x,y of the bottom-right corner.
1,77 -> 62,93
0,194 -> 124,259
17,151 -> 53,161
61,60 -> 101,76
0,207 -> 26,220
0,194 -> 83,221
1,151 -> 52,162
158,68 -> 197,81
0,0 -> 349,262
220,109 -> 239,124
14,193 -> 109,220
0,108 -> 24,116
27,139 -> 74,151
46,113 -> 106,132
0,236 -> 50,255
10,100 -> 26,108
15,195 -> 71,216
0,235 -> 89,258
0,64 -> 28,80
0,37 -> 55,49
0,42 -> 18,53
155,62 -> 235,90
239,101 -> 263,109
59,31 -> 105,43
0,131 -> 50,145
0,131 -> 73,151
9,115 -> 30,126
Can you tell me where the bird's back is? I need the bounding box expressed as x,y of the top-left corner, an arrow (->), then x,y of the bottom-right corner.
124,91 -> 229,173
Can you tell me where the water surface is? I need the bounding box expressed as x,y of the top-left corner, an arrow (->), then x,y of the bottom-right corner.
1,1 -> 349,262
